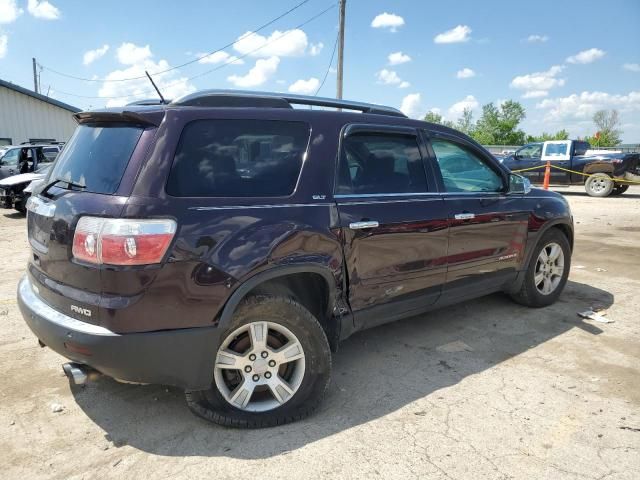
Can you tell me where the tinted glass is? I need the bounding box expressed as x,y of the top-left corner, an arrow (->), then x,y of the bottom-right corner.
337,134 -> 427,195
48,124 -> 143,194
167,120 -> 309,197
431,139 -> 504,193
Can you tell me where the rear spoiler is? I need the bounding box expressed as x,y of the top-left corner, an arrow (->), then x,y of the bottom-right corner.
73,110 -> 162,127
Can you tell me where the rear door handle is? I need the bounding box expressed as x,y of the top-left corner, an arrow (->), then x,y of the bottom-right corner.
454,213 -> 475,220
349,220 -> 379,230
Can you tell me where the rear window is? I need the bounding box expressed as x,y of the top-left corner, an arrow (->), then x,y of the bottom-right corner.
47,124 -> 143,194
167,119 -> 310,197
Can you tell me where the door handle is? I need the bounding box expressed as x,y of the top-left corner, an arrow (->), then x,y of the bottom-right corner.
454,213 -> 475,220
349,220 -> 379,230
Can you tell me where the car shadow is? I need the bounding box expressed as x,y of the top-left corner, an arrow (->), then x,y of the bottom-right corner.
71,280 -> 611,459
557,189 -> 640,199
2,212 -> 25,219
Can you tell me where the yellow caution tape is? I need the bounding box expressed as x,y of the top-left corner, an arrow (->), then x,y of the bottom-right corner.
511,165 -> 546,173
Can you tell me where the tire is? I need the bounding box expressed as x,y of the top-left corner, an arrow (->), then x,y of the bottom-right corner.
510,229 -> 571,308
585,173 -> 614,197
611,184 -> 629,196
185,295 -> 331,428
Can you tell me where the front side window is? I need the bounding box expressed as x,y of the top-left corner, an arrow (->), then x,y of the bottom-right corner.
167,119 -> 309,197
516,143 -> 542,158
336,133 -> 427,195
431,138 -> 504,193
1,148 -> 19,166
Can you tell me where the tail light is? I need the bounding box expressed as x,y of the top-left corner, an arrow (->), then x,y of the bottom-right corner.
72,217 -> 177,266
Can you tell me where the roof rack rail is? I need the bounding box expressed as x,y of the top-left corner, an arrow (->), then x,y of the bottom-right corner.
171,89 -> 407,118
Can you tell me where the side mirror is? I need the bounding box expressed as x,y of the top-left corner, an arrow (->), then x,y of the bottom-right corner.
509,173 -> 531,194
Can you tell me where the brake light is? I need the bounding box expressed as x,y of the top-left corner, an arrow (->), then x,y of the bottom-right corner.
72,217 -> 177,266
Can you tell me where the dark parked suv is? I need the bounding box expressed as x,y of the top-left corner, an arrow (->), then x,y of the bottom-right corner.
18,90 -> 573,428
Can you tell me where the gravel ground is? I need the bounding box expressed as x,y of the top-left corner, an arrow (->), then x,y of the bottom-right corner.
0,186 -> 638,480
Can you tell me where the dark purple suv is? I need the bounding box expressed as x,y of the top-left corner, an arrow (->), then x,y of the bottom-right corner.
18,90 -> 573,428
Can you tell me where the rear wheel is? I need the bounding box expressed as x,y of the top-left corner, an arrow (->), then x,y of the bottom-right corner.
611,184 -> 629,196
510,229 -> 571,308
585,173 -> 614,197
186,295 -> 331,428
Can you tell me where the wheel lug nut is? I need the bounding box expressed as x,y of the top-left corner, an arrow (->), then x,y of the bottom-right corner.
261,351 -> 268,358
268,360 -> 276,367
265,372 -> 272,379
244,366 -> 252,373
252,374 -> 259,382
249,354 -> 256,361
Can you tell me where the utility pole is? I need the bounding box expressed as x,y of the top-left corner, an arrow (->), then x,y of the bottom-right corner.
32,57 -> 39,94
336,0 -> 346,99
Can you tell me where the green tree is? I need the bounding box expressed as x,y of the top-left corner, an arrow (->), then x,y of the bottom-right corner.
471,100 -> 526,145
456,108 -> 474,135
424,110 -> 454,128
525,129 -> 569,143
589,109 -> 622,147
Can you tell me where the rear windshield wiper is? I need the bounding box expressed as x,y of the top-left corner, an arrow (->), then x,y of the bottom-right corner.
40,177 -> 86,197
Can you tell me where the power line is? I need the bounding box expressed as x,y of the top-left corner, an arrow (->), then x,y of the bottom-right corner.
39,0 -> 312,83
314,31 -> 339,96
48,3 -> 337,101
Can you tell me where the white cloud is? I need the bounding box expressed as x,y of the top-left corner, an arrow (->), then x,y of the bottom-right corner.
27,0 -> 59,20
233,29 -> 307,58
288,77 -> 320,95
536,90 -> 640,122
227,56 -> 280,88
434,25 -> 471,44
309,42 -> 323,56
522,90 -> 549,99
98,43 -> 196,107
448,95 -> 479,117
371,12 -> 405,32
400,93 -> 423,118
623,63 -> 640,72
0,33 -> 7,58
376,69 -> 409,88
456,67 -> 476,79
526,34 -> 548,43
196,50 -> 244,65
0,0 -> 22,23
116,42 -> 152,65
388,51 -> 411,65
83,44 -> 109,66
510,65 -> 565,94
566,48 -> 606,64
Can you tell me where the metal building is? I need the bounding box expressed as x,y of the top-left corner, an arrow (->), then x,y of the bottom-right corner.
0,78 -> 80,146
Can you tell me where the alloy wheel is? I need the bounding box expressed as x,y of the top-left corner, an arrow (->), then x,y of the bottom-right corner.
534,242 -> 565,295
214,321 -> 305,412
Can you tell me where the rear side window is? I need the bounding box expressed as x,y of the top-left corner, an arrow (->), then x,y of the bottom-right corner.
336,133 -> 427,195
48,124 -> 143,194
167,119 -> 310,197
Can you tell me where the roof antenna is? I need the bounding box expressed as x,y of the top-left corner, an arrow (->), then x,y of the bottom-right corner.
145,71 -> 166,104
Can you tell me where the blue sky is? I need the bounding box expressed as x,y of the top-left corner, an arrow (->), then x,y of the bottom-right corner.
1,0 -> 639,141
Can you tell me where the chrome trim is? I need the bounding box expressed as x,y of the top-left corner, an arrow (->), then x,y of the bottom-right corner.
18,276 -> 115,336
335,192 -> 439,199
349,221 -> 379,230
338,198 -> 442,205
26,196 -> 55,218
189,203 -> 331,211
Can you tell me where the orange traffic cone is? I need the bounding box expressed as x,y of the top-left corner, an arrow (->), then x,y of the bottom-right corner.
543,160 -> 551,190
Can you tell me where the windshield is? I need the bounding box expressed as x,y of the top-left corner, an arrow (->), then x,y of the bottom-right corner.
47,124 -> 144,194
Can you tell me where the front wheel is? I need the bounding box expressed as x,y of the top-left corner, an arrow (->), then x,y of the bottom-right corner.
585,173 -> 614,197
510,229 -> 571,308
186,295 -> 331,428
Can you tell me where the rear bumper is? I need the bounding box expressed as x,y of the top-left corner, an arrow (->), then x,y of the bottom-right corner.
17,276 -> 219,390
